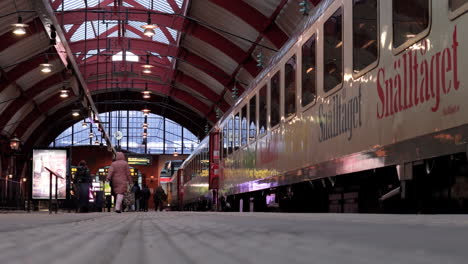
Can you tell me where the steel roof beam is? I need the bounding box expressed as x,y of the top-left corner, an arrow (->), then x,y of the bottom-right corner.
0,73 -> 68,130
207,0 -> 289,118
207,0 -> 288,48
35,0 -> 115,151
0,49 -> 58,94
55,7 -> 258,76
0,18 -> 44,53
71,38 -> 235,93
82,72 -> 230,111
24,92 -> 208,150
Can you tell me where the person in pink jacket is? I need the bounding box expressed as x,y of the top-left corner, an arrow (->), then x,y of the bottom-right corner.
106,152 -> 131,213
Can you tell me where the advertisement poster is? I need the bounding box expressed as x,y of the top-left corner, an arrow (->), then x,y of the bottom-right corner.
32,149 -> 67,199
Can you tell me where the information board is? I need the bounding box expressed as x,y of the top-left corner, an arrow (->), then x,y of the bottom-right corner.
32,149 -> 67,199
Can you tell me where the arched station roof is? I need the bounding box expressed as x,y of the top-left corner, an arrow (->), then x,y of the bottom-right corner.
0,0 -> 323,152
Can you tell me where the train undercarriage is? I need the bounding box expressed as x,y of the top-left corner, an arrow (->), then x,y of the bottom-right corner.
183,152 -> 468,214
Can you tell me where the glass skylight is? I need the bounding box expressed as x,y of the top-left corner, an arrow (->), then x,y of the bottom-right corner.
112,51 -> 139,62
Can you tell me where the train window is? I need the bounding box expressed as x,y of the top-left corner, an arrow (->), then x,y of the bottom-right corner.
234,112 -> 240,151
270,72 -> 280,128
285,55 -> 297,118
241,104 -> 248,146
228,118 -> 233,155
220,128 -> 224,159
353,0 -> 378,74
450,0 -> 468,10
324,8 -> 343,93
223,126 -> 227,158
449,0 -> 468,19
392,0 -> 429,49
249,95 -> 257,141
259,86 -> 267,135
302,34 -> 316,107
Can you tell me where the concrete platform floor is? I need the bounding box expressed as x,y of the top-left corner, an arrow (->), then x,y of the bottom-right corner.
1,212 -> 468,264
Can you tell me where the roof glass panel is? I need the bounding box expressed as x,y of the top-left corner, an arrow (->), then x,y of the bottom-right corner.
175,0 -> 184,9
57,0 -> 184,12
151,51 -> 162,58
70,21 -> 96,42
134,0 -> 182,13
168,28 -> 178,41
83,49 -> 107,60
153,28 -> 169,44
64,24 -> 73,33
57,0 -> 106,11
108,31 -> 118,38
112,51 -> 139,62
126,30 -> 142,39
84,49 -> 98,60
152,0 -> 174,13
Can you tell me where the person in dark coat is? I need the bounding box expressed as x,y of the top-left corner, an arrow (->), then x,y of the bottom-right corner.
132,182 -> 141,211
140,184 -> 150,212
75,160 -> 91,213
106,152 -> 131,213
153,186 -> 167,211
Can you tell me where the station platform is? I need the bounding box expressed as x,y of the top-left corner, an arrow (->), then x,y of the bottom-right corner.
1,212 -> 467,264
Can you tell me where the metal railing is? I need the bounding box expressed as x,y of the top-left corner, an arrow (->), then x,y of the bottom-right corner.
44,167 -> 64,214
0,177 -> 28,211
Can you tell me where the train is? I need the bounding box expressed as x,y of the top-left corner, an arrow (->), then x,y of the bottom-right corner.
172,0 -> 468,213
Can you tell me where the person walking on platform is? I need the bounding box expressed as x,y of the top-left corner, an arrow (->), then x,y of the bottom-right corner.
153,186 -> 167,212
132,182 -> 141,211
140,183 -> 150,212
106,152 -> 131,213
75,160 -> 92,213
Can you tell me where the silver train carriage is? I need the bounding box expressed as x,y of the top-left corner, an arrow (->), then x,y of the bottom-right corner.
179,137 -> 213,210
181,0 -> 468,212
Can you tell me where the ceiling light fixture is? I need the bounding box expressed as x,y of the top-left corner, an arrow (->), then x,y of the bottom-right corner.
72,109 -> 80,117
142,83 -> 151,99
142,107 -> 150,116
82,122 -> 88,128
173,149 -> 178,157
12,16 -> 28,35
141,12 -> 157,37
89,132 -> 94,138
142,55 -> 153,74
142,123 -> 148,129
40,63 -> 52,73
59,87 -> 69,98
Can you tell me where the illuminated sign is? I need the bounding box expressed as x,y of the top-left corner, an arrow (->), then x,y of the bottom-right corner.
128,156 -> 151,166
32,149 -> 67,199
